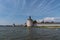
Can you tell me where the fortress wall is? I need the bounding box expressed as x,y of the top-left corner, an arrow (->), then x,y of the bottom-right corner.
34,24 -> 60,26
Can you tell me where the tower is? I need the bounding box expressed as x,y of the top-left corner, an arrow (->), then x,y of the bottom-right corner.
26,16 -> 33,27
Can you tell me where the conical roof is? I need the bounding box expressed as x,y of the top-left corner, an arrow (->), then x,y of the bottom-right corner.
27,16 -> 33,21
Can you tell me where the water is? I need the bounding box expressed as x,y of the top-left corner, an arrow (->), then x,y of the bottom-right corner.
0,27 -> 60,40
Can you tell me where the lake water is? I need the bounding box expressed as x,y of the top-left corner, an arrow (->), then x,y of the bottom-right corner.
0,27 -> 60,40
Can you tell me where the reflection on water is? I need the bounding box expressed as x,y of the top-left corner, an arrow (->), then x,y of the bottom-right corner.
0,27 -> 60,40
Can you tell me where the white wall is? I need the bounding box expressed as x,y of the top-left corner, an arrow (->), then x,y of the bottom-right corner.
34,24 -> 60,26
27,20 -> 33,27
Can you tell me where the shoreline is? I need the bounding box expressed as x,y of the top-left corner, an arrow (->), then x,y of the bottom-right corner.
31,26 -> 60,29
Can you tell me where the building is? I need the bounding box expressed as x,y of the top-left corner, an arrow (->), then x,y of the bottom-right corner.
26,16 -> 60,27
26,16 -> 33,27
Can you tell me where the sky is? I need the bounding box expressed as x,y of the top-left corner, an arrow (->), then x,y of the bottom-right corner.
0,0 -> 60,25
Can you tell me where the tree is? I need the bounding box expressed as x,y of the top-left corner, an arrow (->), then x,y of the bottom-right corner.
33,20 -> 37,24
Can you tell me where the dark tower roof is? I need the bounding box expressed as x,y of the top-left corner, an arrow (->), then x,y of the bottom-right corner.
29,16 -> 31,19
27,16 -> 33,21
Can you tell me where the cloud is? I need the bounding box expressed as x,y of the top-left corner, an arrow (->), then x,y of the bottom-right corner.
37,0 -> 55,13
0,0 -> 59,24
37,0 -> 46,8
21,0 -> 26,9
0,0 -> 18,25
31,0 -> 37,7
37,17 -> 60,22
43,17 -> 55,22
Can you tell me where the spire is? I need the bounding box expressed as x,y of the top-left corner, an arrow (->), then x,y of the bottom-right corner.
29,16 -> 31,19
27,16 -> 33,21
27,16 -> 33,27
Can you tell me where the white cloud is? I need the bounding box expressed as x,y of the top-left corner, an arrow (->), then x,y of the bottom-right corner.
37,17 -> 60,22
37,0 -> 46,8
31,0 -> 37,7
43,17 -> 55,22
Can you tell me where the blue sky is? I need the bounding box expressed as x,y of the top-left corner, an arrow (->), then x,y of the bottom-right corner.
0,0 -> 60,25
